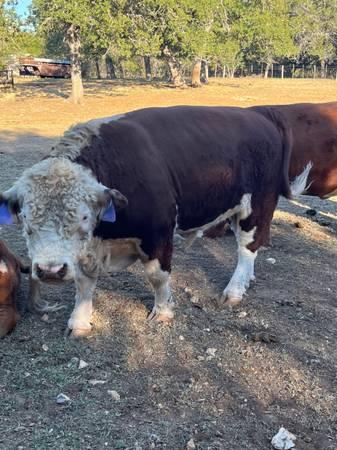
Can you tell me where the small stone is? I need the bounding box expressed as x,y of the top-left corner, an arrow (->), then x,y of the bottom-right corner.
42,344 -> 49,352
179,335 -> 185,341
107,390 -> 120,401
186,438 -> 196,450
88,379 -> 107,385
206,347 -> 217,357
197,356 -> 205,361
78,359 -> 88,369
41,313 -> 49,322
56,393 -> 70,404
238,311 -> 247,318
271,427 -> 296,449
266,257 -> 276,264
190,296 -> 199,304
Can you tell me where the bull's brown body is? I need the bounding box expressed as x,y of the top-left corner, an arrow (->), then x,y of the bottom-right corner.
251,102 -> 337,198
0,240 -> 23,337
205,101 -> 337,238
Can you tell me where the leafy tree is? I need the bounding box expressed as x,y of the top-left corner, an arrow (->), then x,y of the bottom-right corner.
31,0 -> 114,103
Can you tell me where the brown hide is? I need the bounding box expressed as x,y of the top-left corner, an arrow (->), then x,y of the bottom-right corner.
205,101 -> 337,239
0,240 -> 21,337
252,102 -> 337,198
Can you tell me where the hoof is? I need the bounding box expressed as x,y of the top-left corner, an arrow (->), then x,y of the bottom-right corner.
64,326 -> 92,339
70,327 -> 92,339
147,308 -> 174,324
222,296 -> 242,307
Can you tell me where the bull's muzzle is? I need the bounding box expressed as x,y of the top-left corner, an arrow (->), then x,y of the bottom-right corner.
35,263 -> 68,281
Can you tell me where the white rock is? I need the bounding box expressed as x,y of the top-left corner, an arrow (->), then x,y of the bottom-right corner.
238,311 -> 247,318
206,347 -> 217,357
56,393 -> 70,404
179,335 -> 185,341
107,390 -> 120,401
186,438 -> 196,450
271,427 -> 296,449
267,257 -> 276,264
42,344 -> 49,352
78,359 -> 88,369
88,379 -> 107,385
41,313 -> 49,322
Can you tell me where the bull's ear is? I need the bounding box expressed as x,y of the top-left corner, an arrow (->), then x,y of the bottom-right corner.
98,188 -> 128,223
0,188 -> 21,225
0,200 -> 13,225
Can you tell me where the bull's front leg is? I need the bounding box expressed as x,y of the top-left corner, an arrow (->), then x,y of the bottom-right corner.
67,273 -> 97,338
143,234 -> 174,323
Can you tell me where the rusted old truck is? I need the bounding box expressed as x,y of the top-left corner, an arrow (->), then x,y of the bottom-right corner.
19,57 -> 71,78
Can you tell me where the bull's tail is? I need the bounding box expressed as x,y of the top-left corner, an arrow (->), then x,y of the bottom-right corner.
289,162 -> 313,198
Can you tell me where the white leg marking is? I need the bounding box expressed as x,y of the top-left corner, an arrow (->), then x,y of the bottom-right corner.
223,224 -> 257,305
144,259 -> 174,321
290,162 -> 313,197
68,274 -> 97,336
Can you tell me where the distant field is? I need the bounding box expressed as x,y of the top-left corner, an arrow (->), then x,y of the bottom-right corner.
1,77 -> 337,141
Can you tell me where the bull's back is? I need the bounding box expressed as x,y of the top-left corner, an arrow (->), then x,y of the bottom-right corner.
77,106 -> 287,235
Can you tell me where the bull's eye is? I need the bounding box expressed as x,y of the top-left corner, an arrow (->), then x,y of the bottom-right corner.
82,215 -> 88,221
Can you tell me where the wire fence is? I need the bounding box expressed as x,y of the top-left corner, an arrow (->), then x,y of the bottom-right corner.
231,63 -> 337,79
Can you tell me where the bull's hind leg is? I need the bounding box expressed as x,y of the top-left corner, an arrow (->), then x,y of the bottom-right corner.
142,233 -> 174,323
222,193 -> 277,306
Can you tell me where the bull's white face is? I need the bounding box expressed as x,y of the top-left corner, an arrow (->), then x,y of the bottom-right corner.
1,158 -> 127,283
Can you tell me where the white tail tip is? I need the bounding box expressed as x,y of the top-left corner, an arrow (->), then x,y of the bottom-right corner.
290,162 -> 313,197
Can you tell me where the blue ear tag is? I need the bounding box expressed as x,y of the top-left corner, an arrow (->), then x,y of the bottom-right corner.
102,200 -> 116,223
0,202 -> 13,225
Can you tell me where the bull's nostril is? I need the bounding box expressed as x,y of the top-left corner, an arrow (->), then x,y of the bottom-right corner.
58,263 -> 67,278
36,265 -> 44,279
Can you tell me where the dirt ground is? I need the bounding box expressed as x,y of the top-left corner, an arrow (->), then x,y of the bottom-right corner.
0,78 -> 337,450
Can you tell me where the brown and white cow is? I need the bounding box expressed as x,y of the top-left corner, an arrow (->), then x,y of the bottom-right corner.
0,240 -> 28,337
205,101 -> 337,238
251,102 -> 337,198
0,106 -> 310,338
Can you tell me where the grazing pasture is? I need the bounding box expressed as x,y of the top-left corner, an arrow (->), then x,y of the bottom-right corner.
0,78 -> 336,449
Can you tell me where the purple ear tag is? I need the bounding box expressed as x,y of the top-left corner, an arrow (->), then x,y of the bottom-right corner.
0,202 -> 13,225
102,200 -> 116,223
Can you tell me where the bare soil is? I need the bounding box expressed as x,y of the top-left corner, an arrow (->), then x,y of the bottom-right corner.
0,78 -> 336,450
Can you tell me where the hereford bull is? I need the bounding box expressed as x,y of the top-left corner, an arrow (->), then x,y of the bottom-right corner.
0,106 -> 310,338
0,240 -> 28,337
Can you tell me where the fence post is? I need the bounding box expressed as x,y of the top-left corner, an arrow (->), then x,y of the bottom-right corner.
292,64 -> 295,78
281,65 -> 284,79
313,65 -> 316,79
271,63 -> 273,78
302,64 -> 305,78
251,64 -> 253,75
214,64 -> 217,78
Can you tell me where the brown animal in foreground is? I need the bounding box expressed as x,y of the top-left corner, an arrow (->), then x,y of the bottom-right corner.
0,240 -> 28,337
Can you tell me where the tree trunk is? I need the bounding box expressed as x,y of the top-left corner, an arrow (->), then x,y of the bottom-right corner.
67,24 -> 84,104
105,55 -> 116,79
321,60 -> 326,78
214,64 -> 217,78
264,63 -> 270,79
163,46 -> 185,87
144,56 -> 152,81
191,60 -> 202,87
201,60 -> 209,83
95,58 -> 101,79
